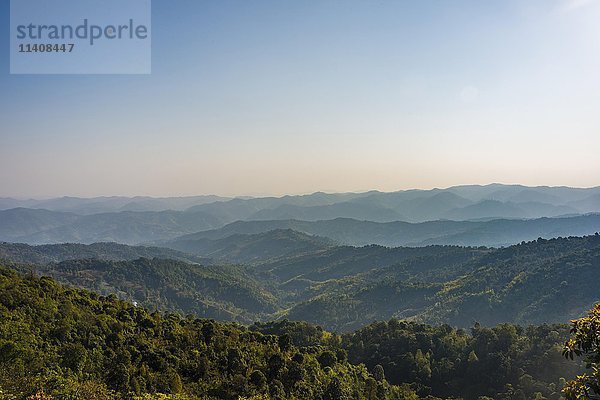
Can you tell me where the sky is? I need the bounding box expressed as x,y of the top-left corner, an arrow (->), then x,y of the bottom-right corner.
1,0 -> 599,198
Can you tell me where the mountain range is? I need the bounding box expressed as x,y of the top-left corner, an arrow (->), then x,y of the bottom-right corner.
166,214 -> 600,248
1,184 -> 599,246
1,184 -> 599,333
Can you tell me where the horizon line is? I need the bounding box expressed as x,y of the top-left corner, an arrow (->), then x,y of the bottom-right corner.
2,182 -> 600,201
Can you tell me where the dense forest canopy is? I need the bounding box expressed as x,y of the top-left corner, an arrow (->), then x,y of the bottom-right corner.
0,267 -> 588,399
2,234 -> 598,331
0,266 -> 415,400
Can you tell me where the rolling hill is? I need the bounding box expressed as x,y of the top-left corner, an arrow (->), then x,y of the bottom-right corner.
8,257 -> 277,323
2,185 -> 599,246
281,235 -> 600,331
0,241 -> 208,265
170,214 -> 600,248
0,267 -> 420,399
0,195 -> 231,214
2,265 -> 580,400
163,228 -> 335,264
2,234 -> 599,332
0,208 -> 224,244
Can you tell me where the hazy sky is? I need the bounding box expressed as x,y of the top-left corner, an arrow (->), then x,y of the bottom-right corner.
1,0 -> 599,197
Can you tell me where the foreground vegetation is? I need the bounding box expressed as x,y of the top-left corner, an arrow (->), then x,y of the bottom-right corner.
563,303 -> 600,399
0,266 -> 415,399
258,320 -> 580,399
0,266 -> 591,399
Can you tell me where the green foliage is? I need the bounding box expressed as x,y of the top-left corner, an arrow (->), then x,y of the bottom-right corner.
2,235 -> 599,331
0,266 -> 415,400
0,242 -> 207,265
250,320 -> 334,347
422,235 -> 600,327
278,235 -> 600,331
9,257 -> 277,324
0,235 -> 598,399
166,229 -> 335,264
343,319 -> 580,399
563,303 -> 600,399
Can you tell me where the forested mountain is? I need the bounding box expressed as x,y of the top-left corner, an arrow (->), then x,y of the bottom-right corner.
164,229 -> 335,264
0,267 -> 584,399
0,208 -> 224,244
419,236 -> 600,327
171,214 -> 600,248
0,241 -> 207,264
0,195 -> 231,214
0,208 -> 79,240
4,185 -> 598,220
2,185 -> 599,246
1,235 -> 599,332
279,235 -> 600,331
0,267 -> 417,399
7,257 -> 277,323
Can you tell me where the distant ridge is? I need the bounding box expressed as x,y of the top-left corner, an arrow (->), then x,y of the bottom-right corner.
1,184 -> 598,245
163,228 -> 335,264
168,213 -> 600,248
0,241 -> 207,265
2,184 -> 599,219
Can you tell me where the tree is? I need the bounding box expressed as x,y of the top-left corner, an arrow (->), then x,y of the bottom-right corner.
278,334 -> 292,352
414,349 -> 432,380
318,351 -> 337,369
269,379 -> 286,399
563,303 -> 600,399
250,370 -> 267,388
324,377 -> 345,400
267,354 -> 285,381
468,350 -> 479,363
60,342 -> 87,373
373,364 -> 385,382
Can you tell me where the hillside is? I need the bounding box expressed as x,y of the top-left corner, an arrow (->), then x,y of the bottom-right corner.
0,208 -> 224,244
164,228 -> 335,264
0,195 -> 231,214
0,267 -> 584,399
0,241 -> 207,264
2,234 -> 599,332
10,257 -> 277,323
172,214 -> 600,248
341,319 -> 580,399
0,208 -> 78,241
0,266 -> 417,399
281,235 -> 600,331
420,235 -> 600,327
